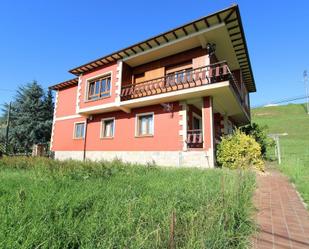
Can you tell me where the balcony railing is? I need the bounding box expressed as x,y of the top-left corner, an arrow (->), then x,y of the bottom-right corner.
186,129 -> 203,149
120,61 -> 249,116
121,61 -> 235,99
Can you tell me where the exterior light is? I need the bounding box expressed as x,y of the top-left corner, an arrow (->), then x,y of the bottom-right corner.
206,43 -> 216,56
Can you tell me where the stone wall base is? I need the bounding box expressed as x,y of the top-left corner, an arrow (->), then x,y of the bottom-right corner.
54,150 -> 214,168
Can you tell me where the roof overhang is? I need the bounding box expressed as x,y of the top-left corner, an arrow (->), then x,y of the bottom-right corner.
67,4 -> 255,92
49,78 -> 78,90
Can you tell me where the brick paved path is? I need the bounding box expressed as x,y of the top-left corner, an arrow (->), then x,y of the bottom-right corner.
253,170 -> 309,249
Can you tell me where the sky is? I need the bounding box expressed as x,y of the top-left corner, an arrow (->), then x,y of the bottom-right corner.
0,0 -> 308,111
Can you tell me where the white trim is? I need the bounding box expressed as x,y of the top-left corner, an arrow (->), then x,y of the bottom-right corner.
115,60 -> 123,104
100,117 -> 115,138
84,71 -> 113,102
78,102 -> 118,114
73,121 -> 86,139
55,114 -> 83,121
76,75 -> 82,113
179,101 -> 188,151
135,112 -> 154,137
123,23 -> 225,62
50,90 -> 59,150
121,81 -> 229,107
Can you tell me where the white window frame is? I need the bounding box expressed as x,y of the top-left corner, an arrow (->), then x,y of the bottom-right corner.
73,121 -> 86,139
135,112 -> 154,137
100,117 -> 115,139
84,71 -> 113,102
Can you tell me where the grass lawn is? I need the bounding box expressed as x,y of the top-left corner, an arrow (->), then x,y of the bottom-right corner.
252,103 -> 309,206
0,157 -> 256,249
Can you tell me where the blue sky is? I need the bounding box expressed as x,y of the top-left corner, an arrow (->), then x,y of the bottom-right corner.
0,0 -> 308,110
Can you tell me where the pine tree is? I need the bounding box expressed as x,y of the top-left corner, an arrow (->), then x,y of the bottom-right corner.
1,81 -> 54,154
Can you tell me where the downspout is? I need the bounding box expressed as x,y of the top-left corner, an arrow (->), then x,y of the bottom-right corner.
83,117 -> 88,161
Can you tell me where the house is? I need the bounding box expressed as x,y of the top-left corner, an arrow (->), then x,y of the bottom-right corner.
49,5 -> 256,168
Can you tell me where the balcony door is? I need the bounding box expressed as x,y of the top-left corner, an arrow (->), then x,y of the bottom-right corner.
192,114 -> 202,130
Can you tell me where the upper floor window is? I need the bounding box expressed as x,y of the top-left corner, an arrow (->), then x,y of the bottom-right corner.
166,68 -> 193,85
136,113 -> 154,136
74,122 -> 85,139
87,75 -> 111,100
166,61 -> 192,86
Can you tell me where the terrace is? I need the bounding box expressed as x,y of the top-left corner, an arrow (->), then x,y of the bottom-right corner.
120,61 -> 249,116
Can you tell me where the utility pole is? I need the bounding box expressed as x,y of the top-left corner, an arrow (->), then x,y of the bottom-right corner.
5,102 -> 11,154
304,70 -> 309,114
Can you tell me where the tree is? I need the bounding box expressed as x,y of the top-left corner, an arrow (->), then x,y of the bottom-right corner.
1,81 -> 54,154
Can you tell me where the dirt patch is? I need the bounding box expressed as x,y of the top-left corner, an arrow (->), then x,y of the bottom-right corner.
253,112 -> 276,117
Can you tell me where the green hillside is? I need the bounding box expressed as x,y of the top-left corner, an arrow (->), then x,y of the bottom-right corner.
252,103 -> 309,205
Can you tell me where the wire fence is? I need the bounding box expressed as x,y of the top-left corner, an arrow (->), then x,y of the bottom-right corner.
269,151 -> 309,167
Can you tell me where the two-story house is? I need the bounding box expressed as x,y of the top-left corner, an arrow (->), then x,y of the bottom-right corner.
49,5 -> 256,168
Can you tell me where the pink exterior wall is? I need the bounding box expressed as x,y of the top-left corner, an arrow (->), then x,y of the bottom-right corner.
52,117 -> 86,151
52,102 -> 182,152
79,62 -> 118,109
56,85 -> 78,117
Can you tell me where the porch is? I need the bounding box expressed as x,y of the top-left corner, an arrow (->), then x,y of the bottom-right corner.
181,97 -> 228,151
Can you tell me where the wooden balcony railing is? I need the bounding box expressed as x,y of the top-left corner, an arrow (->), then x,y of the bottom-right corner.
186,129 -> 203,148
120,61 -> 249,115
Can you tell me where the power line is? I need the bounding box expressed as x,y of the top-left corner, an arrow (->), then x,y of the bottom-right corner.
252,95 -> 308,108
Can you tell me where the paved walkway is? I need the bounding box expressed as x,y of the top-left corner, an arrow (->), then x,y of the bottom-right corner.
253,170 -> 309,249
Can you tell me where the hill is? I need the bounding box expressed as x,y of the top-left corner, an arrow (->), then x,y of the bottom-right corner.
252,103 -> 309,205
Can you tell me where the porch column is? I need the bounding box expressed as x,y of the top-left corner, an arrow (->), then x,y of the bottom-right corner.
202,96 -> 215,167
179,101 -> 188,151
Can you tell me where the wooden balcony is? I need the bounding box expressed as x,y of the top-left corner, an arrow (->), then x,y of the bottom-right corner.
120,61 -> 248,114
186,129 -> 203,149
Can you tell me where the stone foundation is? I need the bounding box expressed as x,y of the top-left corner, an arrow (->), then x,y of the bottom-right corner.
54,150 -> 214,168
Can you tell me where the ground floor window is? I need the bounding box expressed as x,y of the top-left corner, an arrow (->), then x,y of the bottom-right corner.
136,113 -> 154,136
74,122 -> 85,139
101,118 -> 115,138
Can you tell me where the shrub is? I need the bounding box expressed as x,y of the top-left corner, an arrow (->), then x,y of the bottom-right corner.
240,122 -> 274,158
217,129 -> 265,172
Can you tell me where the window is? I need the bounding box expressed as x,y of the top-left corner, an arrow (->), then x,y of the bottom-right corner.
87,75 -> 111,100
136,113 -> 154,136
166,68 -> 193,86
101,118 -> 115,138
192,116 -> 202,130
165,61 -> 192,86
74,122 -> 85,139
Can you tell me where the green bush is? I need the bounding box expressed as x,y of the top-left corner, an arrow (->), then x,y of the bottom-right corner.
217,130 -> 265,172
240,122 -> 274,158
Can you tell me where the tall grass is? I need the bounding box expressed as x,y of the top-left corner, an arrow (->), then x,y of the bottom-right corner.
0,157 -> 256,249
278,156 -> 309,205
